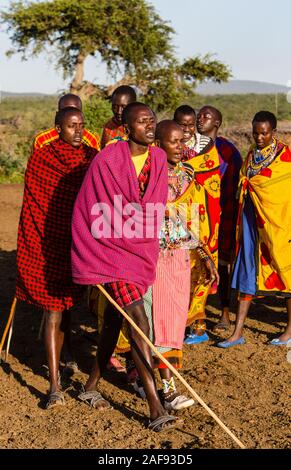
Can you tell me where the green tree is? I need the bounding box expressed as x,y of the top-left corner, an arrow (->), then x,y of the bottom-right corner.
2,0 -> 231,111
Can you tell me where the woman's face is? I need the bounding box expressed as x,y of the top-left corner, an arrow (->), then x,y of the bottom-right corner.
252,121 -> 275,149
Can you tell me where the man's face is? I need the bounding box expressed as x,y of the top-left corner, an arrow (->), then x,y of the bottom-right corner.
252,121 -> 275,149
127,107 -> 156,146
160,127 -> 184,166
112,93 -> 133,125
197,108 -> 218,135
57,112 -> 85,147
175,113 -> 196,143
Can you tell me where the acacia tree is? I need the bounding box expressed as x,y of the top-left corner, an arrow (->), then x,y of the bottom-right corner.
1,0 -> 231,110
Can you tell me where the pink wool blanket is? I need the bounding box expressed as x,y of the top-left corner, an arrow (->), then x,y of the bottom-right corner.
71,141 -> 168,293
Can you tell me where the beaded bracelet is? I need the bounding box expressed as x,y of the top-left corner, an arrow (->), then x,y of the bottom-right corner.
196,247 -> 210,262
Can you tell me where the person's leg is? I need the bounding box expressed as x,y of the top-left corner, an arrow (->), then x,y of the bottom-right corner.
215,263 -> 231,330
159,367 -> 194,410
44,309 -> 64,393
84,303 -> 124,392
275,297 -> 291,342
219,298 -> 251,345
61,310 -> 77,365
126,302 -> 166,421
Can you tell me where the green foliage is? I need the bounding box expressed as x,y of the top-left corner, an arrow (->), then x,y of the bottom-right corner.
2,0 -> 174,79
2,93 -> 289,182
2,0 -> 231,112
0,153 -> 25,183
83,96 -> 112,134
0,96 -> 56,182
189,93 -> 291,128
143,56 -> 231,112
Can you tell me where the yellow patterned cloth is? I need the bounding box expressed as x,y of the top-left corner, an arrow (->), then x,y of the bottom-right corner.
180,144 -> 221,323
235,141 -> 291,295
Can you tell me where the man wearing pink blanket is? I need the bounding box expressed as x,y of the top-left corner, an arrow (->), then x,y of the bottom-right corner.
72,102 -> 180,432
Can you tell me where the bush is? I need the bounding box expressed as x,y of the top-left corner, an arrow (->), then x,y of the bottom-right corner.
83,96 -> 112,135
0,153 -> 26,183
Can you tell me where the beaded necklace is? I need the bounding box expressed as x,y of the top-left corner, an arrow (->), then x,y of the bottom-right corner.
159,162 -> 197,250
168,162 -> 191,198
247,138 -> 278,178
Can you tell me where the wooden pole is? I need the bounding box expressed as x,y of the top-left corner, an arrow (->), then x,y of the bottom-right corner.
5,311 -> 15,361
97,284 -> 245,449
0,297 -> 17,360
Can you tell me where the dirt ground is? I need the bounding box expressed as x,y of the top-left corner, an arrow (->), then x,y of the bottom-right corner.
0,183 -> 290,450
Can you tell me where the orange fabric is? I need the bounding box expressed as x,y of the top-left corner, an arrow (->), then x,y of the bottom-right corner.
101,117 -> 126,148
33,127 -> 100,151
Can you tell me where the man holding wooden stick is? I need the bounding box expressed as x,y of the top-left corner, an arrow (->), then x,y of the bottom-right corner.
72,102 -> 180,432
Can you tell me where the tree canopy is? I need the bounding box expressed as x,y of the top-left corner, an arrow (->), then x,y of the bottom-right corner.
2,0 -> 231,111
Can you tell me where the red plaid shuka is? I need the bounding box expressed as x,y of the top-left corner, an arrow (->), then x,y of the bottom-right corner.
106,282 -> 143,309
16,139 -> 97,311
101,117 -> 126,149
33,127 -> 101,151
216,137 -> 242,263
106,148 -> 152,308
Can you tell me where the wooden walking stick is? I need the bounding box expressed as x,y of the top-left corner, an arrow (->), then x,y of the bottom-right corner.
97,284 -> 245,449
0,297 -> 17,360
5,307 -> 16,361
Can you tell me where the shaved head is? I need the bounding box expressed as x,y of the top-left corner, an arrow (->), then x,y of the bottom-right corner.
112,85 -> 137,102
156,120 -> 183,142
174,105 -> 196,122
199,106 -> 222,125
122,102 -> 152,126
58,94 -> 82,111
56,107 -> 83,126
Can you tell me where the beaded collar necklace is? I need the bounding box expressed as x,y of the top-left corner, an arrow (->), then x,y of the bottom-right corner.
247,138 -> 278,178
168,162 -> 188,198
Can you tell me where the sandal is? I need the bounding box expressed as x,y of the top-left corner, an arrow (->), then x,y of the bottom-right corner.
213,321 -> 230,332
46,391 -> 65,409
164,393 -> 195,411
148,414 -> 180,433
78,390 -> 112,410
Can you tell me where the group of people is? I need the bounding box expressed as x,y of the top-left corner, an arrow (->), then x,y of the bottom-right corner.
15,85 -> 291,432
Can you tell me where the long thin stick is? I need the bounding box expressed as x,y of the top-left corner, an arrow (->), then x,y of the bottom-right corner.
0,297 -> 17,359
97,284 -> 245,449
5,310 -> 15,361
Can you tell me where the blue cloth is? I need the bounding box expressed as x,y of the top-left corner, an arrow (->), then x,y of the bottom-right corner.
231,195 -> 258,295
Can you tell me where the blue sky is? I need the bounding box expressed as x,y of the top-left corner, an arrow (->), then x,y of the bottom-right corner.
0,0 -> 290,93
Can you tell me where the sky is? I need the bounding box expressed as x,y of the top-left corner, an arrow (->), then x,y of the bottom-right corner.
0,0 -> 290,94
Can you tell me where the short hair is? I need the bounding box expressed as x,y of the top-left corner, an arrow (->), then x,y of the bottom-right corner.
58,93 -> 82,111
252,111 -> 277,129
174,105 -> 196,121
112,85 -> 137,102
122,102 -> 152,125
55,107 -> 83,126
199,106 -> 222,126
156,120 -> 182,142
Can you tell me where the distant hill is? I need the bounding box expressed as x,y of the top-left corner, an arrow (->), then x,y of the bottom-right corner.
196,80 -> 288,95
1,80 -> 288,98
0,91 -> 53,98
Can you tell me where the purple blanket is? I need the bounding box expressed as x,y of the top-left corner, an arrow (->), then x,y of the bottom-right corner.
71,141 -> 167,293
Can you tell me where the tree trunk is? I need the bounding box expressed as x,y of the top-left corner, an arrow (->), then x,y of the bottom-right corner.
70,52 -> 87,95
106,74 -> 134,97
